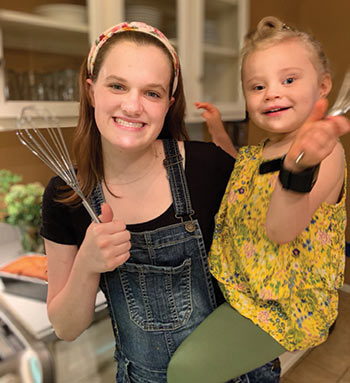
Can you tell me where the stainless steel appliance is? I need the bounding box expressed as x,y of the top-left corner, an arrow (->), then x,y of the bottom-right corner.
0,300 -> 55,383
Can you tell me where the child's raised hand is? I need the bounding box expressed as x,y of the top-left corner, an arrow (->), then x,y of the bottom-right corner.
284,98 -> 350,171
195,102 -> 222,125
195,102 -> 226,137
195,101 -> 238,157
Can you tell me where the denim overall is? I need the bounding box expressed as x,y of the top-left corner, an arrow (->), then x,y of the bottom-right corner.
90,140 -> 280,383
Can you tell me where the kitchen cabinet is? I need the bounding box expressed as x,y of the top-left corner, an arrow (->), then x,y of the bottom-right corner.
0,0 -> 248,131
179,0 -> 249,122
0,1 -> 89,131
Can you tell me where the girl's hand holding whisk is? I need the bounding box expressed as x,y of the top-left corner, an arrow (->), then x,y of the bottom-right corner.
283,98 -> 350,172
78,203 -> 131,275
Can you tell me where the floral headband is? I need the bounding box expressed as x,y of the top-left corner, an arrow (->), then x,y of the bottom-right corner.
87,21 -> 180,96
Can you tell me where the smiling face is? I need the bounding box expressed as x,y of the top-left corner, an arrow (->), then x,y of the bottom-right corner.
87,40 -> 174,153
242,38 -> 331,141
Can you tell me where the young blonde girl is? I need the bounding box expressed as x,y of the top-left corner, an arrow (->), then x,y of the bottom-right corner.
168,16 -> 350,382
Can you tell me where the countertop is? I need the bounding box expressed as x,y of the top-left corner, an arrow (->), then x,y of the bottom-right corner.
0,280 -> 107,341
0,223 -> 108,341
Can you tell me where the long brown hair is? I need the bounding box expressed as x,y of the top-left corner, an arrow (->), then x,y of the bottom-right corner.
64,31 -> 188,205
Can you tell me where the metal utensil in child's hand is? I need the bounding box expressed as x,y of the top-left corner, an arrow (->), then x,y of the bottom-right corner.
328,69 -> 350,116
295,70 -> 350,166
16,106 -> 100,223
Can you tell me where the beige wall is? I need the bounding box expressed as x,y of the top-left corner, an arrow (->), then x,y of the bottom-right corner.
247,0 -> 350,239
0,128 -> 75,186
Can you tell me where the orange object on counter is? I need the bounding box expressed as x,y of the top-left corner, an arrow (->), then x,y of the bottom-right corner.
0,255 -> 48,281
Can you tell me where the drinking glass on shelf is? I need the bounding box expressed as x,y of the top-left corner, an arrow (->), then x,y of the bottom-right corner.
62,68 -> 78,101
5,69 -> 20,100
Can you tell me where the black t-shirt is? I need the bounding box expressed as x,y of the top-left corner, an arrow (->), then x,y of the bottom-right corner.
41,140 -> 235,304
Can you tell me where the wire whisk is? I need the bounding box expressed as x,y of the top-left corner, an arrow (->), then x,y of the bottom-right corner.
16,106 -> 100,223
328,69 -> 350,116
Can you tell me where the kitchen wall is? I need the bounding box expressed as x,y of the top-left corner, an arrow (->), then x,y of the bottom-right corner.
247,0 -> 350,240
0,128 -> 75,186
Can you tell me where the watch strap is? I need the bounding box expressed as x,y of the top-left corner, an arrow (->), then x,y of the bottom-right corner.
259,156 -> 320,193
278,155 -> 320,193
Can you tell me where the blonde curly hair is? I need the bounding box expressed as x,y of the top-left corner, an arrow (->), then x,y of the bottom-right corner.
241,16 -> 330,76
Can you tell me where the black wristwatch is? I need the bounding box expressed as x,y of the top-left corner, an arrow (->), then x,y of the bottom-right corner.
278,155 -> 320,193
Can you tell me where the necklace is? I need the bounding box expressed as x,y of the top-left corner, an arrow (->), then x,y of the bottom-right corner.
103,143 -> 160,187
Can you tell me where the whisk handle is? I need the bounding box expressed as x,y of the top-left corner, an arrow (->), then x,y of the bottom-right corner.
82,200 -> 100,223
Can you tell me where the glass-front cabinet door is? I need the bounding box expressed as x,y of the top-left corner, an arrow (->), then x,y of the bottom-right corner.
185,0 -> 248,122
0,0 -> 91,130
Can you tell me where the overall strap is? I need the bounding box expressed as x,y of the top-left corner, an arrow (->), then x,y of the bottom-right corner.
162,139 -> 195,221
89,182 -> 104,217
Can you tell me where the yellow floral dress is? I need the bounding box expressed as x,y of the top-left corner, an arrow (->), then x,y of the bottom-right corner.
209,143 -> 346,351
